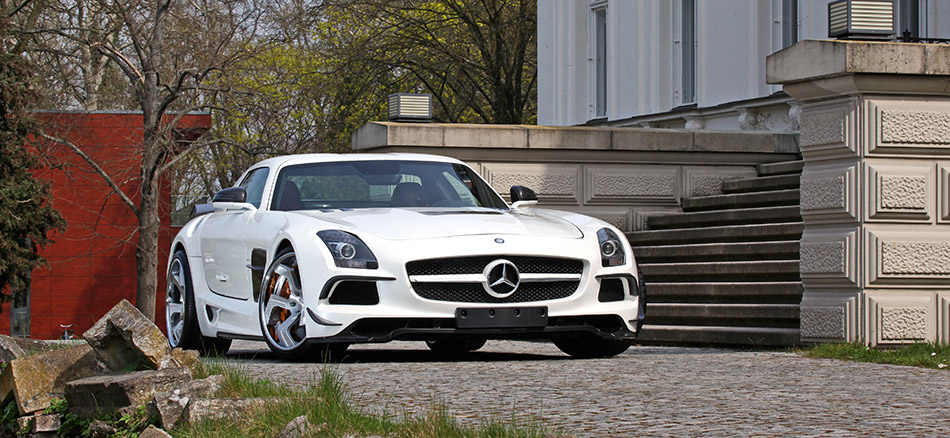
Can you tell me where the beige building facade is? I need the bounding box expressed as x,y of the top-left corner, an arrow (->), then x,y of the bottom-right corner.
768,40 -> 950,345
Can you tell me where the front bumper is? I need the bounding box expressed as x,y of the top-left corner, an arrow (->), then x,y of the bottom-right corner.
297,234 -> 646,344
306,313 -> 639,344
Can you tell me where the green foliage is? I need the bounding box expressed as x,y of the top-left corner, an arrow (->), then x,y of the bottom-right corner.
111,405 -> 152,438
0,400 -> 19,435
803,342 -> 950,369
43,398 -> 67,415
0,19 -> 66,304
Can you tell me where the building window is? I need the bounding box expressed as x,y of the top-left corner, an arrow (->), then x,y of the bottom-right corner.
11,250 -> 31,337
591,4 -> 608,118
681,0 -> 696,105
782,0 -> 799,48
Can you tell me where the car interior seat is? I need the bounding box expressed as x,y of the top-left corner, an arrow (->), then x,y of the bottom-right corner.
390,182 -> 429,207
277,180 -> 306,211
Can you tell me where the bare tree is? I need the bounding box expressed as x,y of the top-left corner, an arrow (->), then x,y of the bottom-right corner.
13,0 -> 264,320
324,0 -> 538,124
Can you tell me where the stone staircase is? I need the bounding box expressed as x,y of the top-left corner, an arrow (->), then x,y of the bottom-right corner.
627,160 -> 804,347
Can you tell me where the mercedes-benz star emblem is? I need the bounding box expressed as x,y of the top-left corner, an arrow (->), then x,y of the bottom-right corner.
482,259 -> 520,298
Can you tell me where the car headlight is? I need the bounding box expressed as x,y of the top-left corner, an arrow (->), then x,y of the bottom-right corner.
597,228 -> 626,267
317,230 -> 378,269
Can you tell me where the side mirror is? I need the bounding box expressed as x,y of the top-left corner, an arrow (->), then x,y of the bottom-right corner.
510,185 -> 539,208
211,187 -> 256,211
212,187 -> 247,203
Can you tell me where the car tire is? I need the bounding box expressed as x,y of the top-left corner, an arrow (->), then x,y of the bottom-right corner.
259,247 -> 348,362
553,334 -> 632,359
425,338 -> 486,354
166,250 -> 232,355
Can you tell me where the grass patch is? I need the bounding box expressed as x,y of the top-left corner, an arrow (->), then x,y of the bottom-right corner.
174,361 -> 553,438
802,342 -> 950,370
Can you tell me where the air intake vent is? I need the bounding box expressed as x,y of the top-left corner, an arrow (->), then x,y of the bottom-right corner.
828,0 -> 896,40
388,93 -> 432,122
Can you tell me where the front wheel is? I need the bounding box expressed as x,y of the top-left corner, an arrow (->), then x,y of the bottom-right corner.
259,247 -> 348,362
165,250 -> 231,355
553,334 -> 632,359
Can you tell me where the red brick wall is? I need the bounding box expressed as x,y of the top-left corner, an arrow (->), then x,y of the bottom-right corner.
1,112 -> 211,339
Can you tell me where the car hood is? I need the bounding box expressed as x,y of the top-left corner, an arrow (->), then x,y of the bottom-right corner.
292,207 -> 584,240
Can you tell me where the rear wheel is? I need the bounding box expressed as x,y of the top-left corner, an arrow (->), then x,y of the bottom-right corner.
425,338 -> 486,354
259,247 -> 348,362
165,250 -> 231,355
553,334 -> 632,359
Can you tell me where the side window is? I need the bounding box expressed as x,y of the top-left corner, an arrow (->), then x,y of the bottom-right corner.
239,168 -> 270,208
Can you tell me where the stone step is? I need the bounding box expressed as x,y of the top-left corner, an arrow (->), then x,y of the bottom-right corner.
646,206 -> 802,230
646,282 -> 803,304
627,222 -> 804,246
646,303 -> 801,328
641,260 -> 800,282
638,324 -> 802,346
722,174 -> 801,194
681,189 -> 800,212
757,160 -> 804,176
634,241 -> 800,263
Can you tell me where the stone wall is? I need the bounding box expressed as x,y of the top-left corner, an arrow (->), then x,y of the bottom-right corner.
352,122 -> 799,231
768,40 -> 950,346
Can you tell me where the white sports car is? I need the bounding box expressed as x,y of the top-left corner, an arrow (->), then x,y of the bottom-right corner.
166,153 -> 645,360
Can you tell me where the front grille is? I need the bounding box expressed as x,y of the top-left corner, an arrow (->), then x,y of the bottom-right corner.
407,256 -> 583,276
407,256 -> 584,303
413,281 -> 579,303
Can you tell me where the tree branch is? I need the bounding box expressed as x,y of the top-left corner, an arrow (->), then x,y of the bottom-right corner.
38,131 -> 140,216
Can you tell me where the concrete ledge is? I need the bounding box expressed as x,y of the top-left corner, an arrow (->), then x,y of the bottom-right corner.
353,122 -> 799,154
767,39 -> 950,85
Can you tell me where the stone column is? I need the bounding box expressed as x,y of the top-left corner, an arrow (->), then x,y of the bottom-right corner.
767,40 -> 950,346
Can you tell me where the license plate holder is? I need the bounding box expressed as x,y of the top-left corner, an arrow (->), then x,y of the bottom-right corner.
455,306 -> 548,329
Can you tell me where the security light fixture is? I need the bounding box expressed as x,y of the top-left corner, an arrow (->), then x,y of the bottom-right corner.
828,0 -> 896,40
387,93 -> 432,122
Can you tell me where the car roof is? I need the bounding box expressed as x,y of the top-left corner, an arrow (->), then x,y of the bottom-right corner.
251,153 -> 465,169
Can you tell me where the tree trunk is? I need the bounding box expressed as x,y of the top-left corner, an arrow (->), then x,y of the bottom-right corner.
134,160 -> 160,321
134,96 -> 162,321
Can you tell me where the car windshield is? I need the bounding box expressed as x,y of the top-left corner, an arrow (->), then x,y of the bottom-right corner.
270,160 -> 509,211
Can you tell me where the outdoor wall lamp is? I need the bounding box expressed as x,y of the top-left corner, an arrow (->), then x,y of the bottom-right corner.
387,93 -> 433,122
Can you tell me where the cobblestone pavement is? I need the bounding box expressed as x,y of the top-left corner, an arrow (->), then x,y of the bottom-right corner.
226,340 -> 950,437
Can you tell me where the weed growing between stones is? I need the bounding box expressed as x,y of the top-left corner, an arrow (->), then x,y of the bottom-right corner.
803,342 -> 950,369
173,363 -> 555,438
0,402 -> 18,436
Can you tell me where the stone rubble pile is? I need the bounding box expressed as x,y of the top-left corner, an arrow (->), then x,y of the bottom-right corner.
0,299 -> 279,437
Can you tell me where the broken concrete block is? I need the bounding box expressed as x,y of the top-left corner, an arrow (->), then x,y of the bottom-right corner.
148,374 -> 224,429
16,416 -> 33,434
275,415 -> 310,438
33,413 -> 61,433
181,398 -> 277,425
5,343 -> 105,414
64,367 -> 191,418
88,420 -> 117,438
83,299 -> 175,371
139,425 -> 173,438
0,335 -> 61,363
167,348 -> 203,375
